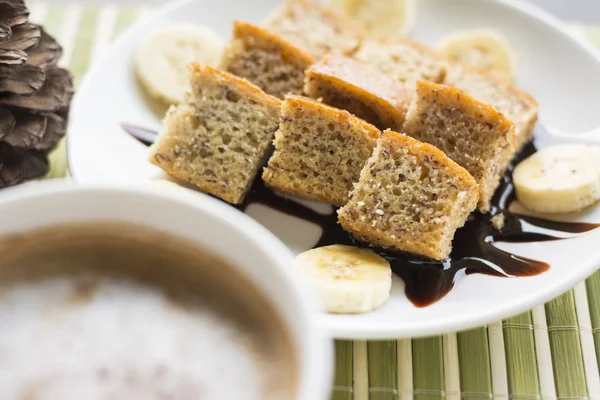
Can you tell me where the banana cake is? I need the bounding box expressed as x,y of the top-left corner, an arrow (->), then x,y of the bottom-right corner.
402,80 -> 516,212
262,95 -> 380,206
220,21 -> 315,99
444,62 -> 538,150
304,55 -> 410,131
353,37 -> 447,85
148,64 -> 281,205
338,130 -> 479,261
263,0 -> 363,59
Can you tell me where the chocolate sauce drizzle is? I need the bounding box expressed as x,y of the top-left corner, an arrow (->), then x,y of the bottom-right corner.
123,123 -> 600,307
121,123 -> 156,146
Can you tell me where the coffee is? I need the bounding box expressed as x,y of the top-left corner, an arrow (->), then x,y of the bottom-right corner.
0,223 -> 297,400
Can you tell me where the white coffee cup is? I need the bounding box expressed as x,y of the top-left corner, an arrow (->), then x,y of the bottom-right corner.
0,181 -> 333,400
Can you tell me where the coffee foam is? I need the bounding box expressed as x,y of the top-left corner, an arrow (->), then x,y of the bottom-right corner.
0,223 -> 296,400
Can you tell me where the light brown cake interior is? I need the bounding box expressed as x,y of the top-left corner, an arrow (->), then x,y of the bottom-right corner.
149,65 -> 281,204
304,55 -> 410,131
353,38 -> 447,85
402,80 -> 516,212
338,131 -> 479,260
444,62 -> 538,150
263,0 -> 363,59
263,95 -> 380,206
220,21 -> 314,99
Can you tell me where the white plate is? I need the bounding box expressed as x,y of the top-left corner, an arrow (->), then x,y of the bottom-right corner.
68,0 -> 600,339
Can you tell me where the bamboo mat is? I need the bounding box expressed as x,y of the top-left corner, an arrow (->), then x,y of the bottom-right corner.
31,2 -> 600,399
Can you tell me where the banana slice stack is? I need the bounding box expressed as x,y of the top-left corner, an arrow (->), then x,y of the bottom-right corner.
135,24 -> 224,105
294,245 -> 392,314
513,144 -> 600,214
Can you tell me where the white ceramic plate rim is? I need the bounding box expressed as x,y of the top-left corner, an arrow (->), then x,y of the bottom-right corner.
67,0 -> 600,339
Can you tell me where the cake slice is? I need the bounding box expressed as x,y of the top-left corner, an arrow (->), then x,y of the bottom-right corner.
220,21 -> 315,99
263,0 -> 363,59
444,62 -> 538,150
353,38 -> 447,85
148,64 -> 281,205
304,55 -> 410,130
338,130 -> 479,261
402,80 -> 516,212
262,95 -> 380,206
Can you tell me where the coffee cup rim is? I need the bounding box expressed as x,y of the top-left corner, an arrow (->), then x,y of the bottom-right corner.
0,180 -> 334,400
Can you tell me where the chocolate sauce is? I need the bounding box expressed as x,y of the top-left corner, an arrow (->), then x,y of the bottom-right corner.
121,123 -> 157,146
123,124 -> 600,307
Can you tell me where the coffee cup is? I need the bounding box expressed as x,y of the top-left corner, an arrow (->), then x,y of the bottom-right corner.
0,181 -> 333,399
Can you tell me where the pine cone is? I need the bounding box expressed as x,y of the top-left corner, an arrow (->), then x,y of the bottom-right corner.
0,0 -> 73,188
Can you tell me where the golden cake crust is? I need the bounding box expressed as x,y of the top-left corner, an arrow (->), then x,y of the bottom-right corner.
188,64 -> 282,108
263,0 -> 364,58
304,55 -> 410,130
338,130 -> 479,260
444,61 -> 538,149
229,21 -> 315,67
354,37 -> 447,84
416,80 -> 516,147
220,22 -> 315,98
263,95 -> 380,206
149,65 -> 282,204
403,80 -> 516,211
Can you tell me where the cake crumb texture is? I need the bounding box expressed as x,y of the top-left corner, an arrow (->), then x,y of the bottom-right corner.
220,21 -> 315,99
402,80 -> 516,212
263,95 -> 380,206
444,62 -> 538,150
338,130 -> 479,260
263,0 -> 363,58
148,65 -> 282,205
353,38 -> 447,85
304,55 -> 410,130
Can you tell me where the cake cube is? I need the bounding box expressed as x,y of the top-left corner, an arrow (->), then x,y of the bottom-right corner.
220,21 -> 314,99
338,130 -> 479,260
262,95 -> 380,206
148,65 -> 281,204
263,0 -> 363,59
444,62 -> 538,150
353,37 -> 447,85
402,80 -> 516,212
304,55 -> 410,131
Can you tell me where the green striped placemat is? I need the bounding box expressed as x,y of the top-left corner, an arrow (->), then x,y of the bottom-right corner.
29,2 -> 600,399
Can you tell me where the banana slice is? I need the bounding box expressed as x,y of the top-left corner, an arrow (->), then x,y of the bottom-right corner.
135,24 -> 224,105
293,245 -> 392,314
513,144 -> 600,214
438,30 -> 517,82
325,0 -> 416,37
